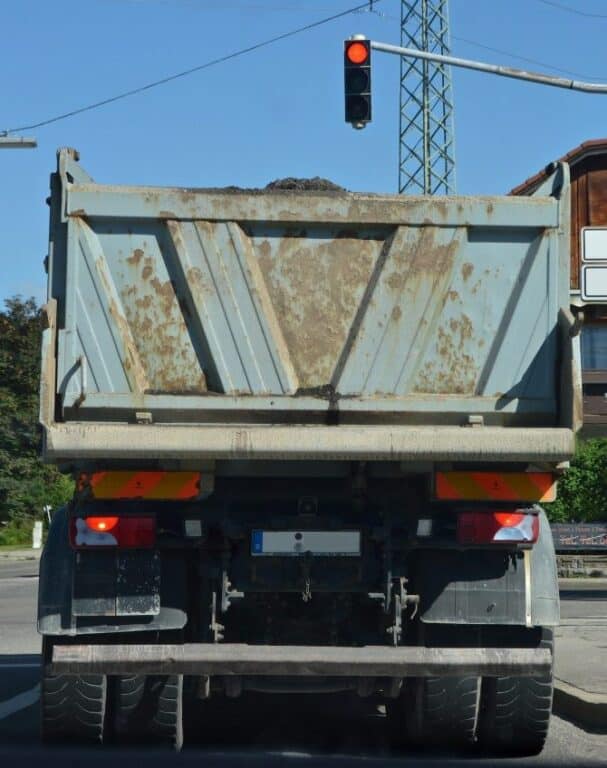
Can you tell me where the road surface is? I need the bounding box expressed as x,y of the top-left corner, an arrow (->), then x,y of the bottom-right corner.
0,559 -> 605,765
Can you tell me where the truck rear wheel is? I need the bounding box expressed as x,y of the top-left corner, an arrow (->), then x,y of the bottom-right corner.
113,674 -> 184,750
387,675 -> 480,750
40,641 -> 107,744
477,629 -> 553,756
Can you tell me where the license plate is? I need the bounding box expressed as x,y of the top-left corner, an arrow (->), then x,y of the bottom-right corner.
251,530 -> 360,556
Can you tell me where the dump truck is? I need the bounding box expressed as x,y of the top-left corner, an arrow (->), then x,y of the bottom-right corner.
37,148 -> 581,754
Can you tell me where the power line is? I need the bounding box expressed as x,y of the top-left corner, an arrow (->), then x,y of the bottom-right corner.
535,0 -> 607,19
4,0 -> 383,135
376,11 -> 604,81
106,1 -> 339,11
450,34 -> 604,82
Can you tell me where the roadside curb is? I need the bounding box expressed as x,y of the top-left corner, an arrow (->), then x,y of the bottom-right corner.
553,678 -> 607,731
0,550 -> 41,562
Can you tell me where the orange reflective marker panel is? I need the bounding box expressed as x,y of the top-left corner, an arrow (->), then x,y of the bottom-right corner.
435,472 -> 557,503
85,471 -> 201,500
346,41 -> 369,65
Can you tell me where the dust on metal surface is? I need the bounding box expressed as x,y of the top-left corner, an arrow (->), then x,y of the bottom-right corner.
255,227 -> 382,387
48,150 -> 575,443
111,234 -> 207,394
51,642 -> 552,677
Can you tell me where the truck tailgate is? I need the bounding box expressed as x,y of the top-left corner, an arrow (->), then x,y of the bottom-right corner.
41,151 -> 580,461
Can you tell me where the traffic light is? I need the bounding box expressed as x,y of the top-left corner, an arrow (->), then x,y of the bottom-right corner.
344,38 -> 371,128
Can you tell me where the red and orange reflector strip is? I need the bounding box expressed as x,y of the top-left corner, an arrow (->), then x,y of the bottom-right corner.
435,472 -> 556,503
78,471 -> 201,500
345,41 -> 370,65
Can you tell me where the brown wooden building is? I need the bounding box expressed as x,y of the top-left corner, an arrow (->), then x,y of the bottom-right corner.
512,139 -> 607,432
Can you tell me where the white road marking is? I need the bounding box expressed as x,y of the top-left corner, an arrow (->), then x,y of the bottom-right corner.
0,684 -> 40,720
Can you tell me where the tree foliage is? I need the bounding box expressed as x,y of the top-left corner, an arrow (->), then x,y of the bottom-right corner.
544,438 -> 607,523
0,296 -> 72,543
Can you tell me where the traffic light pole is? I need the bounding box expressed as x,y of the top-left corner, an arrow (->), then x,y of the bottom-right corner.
371,40 -> 607,94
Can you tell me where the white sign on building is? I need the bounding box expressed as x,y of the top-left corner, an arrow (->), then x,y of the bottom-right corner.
581,227 -> 607,301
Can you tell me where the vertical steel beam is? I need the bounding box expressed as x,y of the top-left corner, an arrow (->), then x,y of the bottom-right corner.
399,0 -> 455,194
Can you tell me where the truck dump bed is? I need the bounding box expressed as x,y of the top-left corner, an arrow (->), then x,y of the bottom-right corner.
41,149 -> 580,463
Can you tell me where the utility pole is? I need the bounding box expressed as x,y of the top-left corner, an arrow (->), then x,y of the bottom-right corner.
399,0 -> 455,195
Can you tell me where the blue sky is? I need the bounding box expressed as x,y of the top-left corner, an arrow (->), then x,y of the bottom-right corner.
2,0 -> 607,303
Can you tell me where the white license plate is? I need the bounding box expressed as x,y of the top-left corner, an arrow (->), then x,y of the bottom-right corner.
251,530 -> 360,556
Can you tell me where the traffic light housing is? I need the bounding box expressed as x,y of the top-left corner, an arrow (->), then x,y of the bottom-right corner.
344,38 -> 371,128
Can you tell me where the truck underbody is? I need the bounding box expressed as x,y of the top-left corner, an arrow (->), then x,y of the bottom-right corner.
39,461 -> 559,754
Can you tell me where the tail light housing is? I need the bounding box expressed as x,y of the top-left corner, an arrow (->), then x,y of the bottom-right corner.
457,510 -> 539,545
70,515 -> 155,549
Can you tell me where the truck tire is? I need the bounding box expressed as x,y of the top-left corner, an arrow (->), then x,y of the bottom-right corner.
40,641 -> 107,744
477,629 -> 553,756
387,675 -> 480,750
113,674 -> 184,750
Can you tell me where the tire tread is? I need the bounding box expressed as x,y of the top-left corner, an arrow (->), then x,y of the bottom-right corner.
113,674 -> 183,750
41,671 -> 107,743
478,629 -> 554,756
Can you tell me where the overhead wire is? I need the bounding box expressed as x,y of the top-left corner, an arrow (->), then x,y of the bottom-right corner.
4,0 -> 383,134
535,0 -> 607,19
8,0 -> 603,134
449,34 -> 603,82
376,10 -> 604,82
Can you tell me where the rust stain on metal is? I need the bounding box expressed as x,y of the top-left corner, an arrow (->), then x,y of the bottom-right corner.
107,297 -> 149,393
376,226 -> 480,396
119,246 -> 207,394
256,232 -> 381,387
127,248 -> 144,266
414,312 -> 478,395
186,266 -> 215,298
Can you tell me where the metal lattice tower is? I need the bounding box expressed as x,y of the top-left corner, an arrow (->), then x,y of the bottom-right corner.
399,0 -> 455,194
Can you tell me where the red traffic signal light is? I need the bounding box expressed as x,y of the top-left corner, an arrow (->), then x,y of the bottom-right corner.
345,41 -> 370,65
344,38 -> 371,128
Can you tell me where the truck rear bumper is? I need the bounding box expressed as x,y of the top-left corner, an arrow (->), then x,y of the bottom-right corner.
50,643 -> 551,678
43,423 -> 575,463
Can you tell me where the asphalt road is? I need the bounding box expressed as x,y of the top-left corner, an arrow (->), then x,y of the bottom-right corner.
0,560 -> 606,765
559,578 -> 607,622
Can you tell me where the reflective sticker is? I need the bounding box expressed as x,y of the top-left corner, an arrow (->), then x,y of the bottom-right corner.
81,471 -> 201,500
435,472 -> 556,502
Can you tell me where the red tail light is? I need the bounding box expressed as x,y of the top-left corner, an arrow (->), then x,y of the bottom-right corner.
70,516 -> 155,549
85,516 -> 119,533
457,510 -> 539,545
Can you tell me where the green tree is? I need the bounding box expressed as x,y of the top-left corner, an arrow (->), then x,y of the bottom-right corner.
0,296 -> 72,543
544,438 -> 607,523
